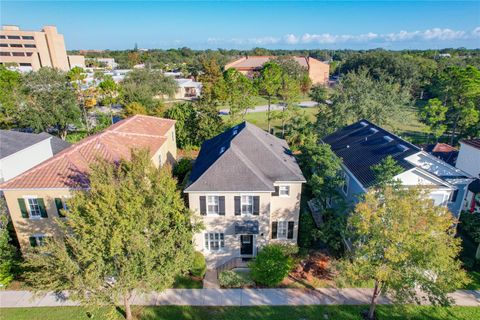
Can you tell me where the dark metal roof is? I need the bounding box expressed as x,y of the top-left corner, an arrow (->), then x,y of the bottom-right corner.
469,179 -> 480,193
185,122 -> 305,192
322,119 -> 421,188
234,220 -> 259,235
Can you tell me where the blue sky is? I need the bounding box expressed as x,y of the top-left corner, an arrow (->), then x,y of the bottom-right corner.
1,1 -> 479,50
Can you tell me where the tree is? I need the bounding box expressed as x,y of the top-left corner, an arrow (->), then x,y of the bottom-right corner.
430,66 -> 480,143
24,150 -> 198,320
278,74 -> 301,137
370,155 -> 403,189
298,143 -> 344,210
67,66 -> 90,132
120,69 -> 177,111
257,62 -> 282,132
98,75 -> 119,124
223,68 -> 256,123
0,66 -> 23,128
420,98 -> 449,141
21,68 -> 82,140
249,244 -> 293,286
318,69 -> 412,133
0,198 -> 15,287
284,108 -> 316,149
122,102 -> 148,118
197,56 -> 227,104
345,187 -> 469,320
309,85 -> 329,105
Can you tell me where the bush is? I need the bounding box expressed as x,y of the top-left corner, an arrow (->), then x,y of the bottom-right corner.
218,270 -> 254,288
190,251 -> 206,278
298,210 -> 316,249
172,158 -> 193,184
277,243 -> 299,257
249,244 -> 293,286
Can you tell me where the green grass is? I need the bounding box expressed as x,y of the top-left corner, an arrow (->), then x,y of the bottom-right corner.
465,271 -> 480,290
2,305 -> 479,320
222,108 -> 318,132
173,275 -> 203,289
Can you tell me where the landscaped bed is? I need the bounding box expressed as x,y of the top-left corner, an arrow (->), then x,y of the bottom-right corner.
2,305 -> 479,320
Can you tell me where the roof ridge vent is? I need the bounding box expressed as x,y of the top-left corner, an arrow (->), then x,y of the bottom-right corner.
383,136 -> 394,143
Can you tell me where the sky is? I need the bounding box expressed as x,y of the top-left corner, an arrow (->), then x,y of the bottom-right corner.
1,1 -> 479,50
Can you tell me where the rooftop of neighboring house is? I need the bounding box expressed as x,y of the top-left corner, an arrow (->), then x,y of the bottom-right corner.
185,122 -> 305,192
322,119 -> 471,188
418,142 -> 458,166
461,138 -> 480,150
225,56 -> 325,70
0,130 -> 70,159
0,115 -> 175,190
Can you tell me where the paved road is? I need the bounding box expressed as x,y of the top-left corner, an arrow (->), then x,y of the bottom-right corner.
219,101 -> 318,115
1,289 -> 478,308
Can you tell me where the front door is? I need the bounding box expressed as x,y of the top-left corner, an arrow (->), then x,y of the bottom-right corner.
240,235 -> 253,255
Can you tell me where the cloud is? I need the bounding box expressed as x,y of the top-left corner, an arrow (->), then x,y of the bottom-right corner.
208,27 -> 478,47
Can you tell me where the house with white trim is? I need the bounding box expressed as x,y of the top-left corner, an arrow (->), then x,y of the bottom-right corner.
184,122 -> 305,268
322,120 -> 474,217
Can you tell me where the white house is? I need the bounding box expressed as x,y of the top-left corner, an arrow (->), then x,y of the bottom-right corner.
456,139 -> 480,213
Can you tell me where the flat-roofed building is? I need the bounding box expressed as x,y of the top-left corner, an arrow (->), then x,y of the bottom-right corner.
0,25 -> 84,71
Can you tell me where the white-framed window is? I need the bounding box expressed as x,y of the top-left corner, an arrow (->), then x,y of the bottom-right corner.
277,221 -> 288,239
27,198 -> 41,218
279,185 -> 290,197
342,171 -> 349,195
204,233 -> 224,251
207,196 -> 219,215
241,195 -> 253,214
158,154 -> 163,166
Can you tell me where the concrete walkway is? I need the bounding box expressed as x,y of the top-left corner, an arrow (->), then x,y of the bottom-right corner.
203,270 -> 220,289
1,289 -> 478,308
218,101 -> 318,115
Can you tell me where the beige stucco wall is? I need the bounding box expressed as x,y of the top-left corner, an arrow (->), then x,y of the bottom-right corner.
0,25 -> 82,71
187,182 -> 302,268
308,58 -> 330,85
2,125 -> 177,252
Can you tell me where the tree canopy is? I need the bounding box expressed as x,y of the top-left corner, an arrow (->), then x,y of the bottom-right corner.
24,149 -> 199,320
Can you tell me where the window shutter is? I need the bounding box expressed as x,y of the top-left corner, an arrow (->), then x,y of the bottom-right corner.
54,198 -> 65,217
199,196 -> 206,215
29,236 -> 37,247
287,221 -> 294,239
38,198 -> 48,218
273,186 -> 279,196
219,196 -> 225,215
253,196 -> 260,215
234,196 -> 241,215
18,198 -> 29,218
271,221 -> 278,239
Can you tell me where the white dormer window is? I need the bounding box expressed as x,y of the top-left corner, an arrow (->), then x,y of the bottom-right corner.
369,128 -> 379,134
360,121 -> 368,127
398,144 -> 409,152
383,136 -> 394,142
219,147 -> 225,154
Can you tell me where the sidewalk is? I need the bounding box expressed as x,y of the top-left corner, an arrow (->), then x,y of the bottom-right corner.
1,289 -> 479,308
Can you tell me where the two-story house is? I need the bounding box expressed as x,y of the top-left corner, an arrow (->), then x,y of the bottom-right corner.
456,139 -> 480,213
184,122 -> 305,268
0,115 -> 177,251
322,120 -> 474,218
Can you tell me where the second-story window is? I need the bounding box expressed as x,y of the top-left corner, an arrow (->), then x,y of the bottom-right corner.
279,185 -> 290,197
241,195 -> 253,214
207,196 -> 219,215
28,198 -> 41,218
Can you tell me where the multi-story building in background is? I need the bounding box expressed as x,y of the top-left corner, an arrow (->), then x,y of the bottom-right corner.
0,25 -> 84,71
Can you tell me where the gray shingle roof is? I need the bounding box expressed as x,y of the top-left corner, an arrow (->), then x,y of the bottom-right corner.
322,119 -> 420,188
185,122 -> 305,192
0,130 -> 71,159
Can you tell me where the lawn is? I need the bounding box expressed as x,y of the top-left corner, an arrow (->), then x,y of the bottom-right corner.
465,271 -> 480,290
222,107 -> 318,132
2,305 -> 479,320
173,275 -> 203,289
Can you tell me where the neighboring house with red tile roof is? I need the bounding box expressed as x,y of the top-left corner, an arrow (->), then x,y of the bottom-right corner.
224,56 -> 330,85
419,142 -> 458,166
0,115 -> 177,250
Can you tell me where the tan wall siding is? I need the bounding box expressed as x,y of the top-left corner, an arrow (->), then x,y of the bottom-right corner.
3,189 -> 71,250
188,182 -> 302,268
308,58 -> 330,85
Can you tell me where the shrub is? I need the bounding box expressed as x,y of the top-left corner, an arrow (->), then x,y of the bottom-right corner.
277,243 -> 299,257
298,210 -> 316,249
190,251 -> 206,278
172,158 -> 193,184
249,244 -> 293,286
218,270 -> 254,288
